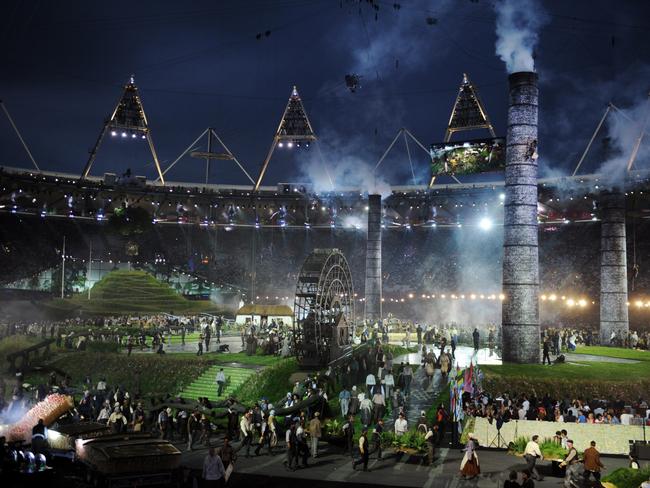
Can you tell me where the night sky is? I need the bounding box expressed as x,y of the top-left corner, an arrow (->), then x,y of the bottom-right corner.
1,0 -> 649,186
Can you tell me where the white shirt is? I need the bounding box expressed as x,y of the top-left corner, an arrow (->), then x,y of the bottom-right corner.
366,374 -> 376,386
394,418 -> 408,435
522,400 -> 530,411
384,374 -> 394,387
216,371 -> 226,383
620,413 -> 633,425
524,441 -> 542,458
203,454 -> 225,481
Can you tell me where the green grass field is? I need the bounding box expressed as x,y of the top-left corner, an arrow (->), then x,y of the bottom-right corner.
49,270 -> 224,315
482,349 -> 650,399
574,346 -> 650,361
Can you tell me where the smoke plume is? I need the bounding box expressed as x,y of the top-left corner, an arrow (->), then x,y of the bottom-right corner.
494,0 -> 548,73
597,96 -> 650,181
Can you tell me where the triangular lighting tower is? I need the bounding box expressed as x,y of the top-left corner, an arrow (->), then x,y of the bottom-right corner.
253,86 -> 317,191
444,73 -> 496,142
79,75 -> 166,184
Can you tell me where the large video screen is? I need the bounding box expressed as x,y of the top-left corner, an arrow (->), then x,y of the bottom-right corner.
430,137 -> 505,176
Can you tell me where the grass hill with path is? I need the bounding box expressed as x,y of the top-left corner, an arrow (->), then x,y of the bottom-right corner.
48,270 -> 221,315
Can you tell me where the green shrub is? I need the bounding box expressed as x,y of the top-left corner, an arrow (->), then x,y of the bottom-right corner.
508,436 -> 529,454
603,467 -> 650,488
323,418 -> 344,437
388,430 -> 427,453
508,435 -> 568,460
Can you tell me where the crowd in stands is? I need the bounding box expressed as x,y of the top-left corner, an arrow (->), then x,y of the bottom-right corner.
466,391 -> 650,427
3,214 -> 650,305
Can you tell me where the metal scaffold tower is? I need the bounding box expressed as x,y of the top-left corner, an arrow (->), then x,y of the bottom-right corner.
572,91 -> 650,176
445,73 -> 496,142
79,76 -> 166,184
253,86 -> 317,191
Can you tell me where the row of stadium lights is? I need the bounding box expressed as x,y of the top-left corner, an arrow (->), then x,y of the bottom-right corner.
9,184 -> 645,217
110,130 -> 146,139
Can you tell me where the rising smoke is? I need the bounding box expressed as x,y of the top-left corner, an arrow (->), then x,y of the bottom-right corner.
598,95 -> 650,180
297,127 -> 393,197
494,0 -> 548,73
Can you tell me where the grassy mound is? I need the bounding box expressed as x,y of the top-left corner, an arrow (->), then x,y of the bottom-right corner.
32,352 -> 216,396
52,270 -> 221,315
234,358 -> 298,405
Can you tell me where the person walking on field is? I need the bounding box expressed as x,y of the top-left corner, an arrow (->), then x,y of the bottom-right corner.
309,412 -> 322,458
352,428 -> 370,472
343,415 -> 355,457
283,421 -> 297,471
216,368 -> 226,397
542,339 -> 552,365
559,439 -> 580,488
460,433 -> 480,479
472,328 -> 480,352
524,435 -> 544,481
202,447 -> 225,488
583,440 -> 605,485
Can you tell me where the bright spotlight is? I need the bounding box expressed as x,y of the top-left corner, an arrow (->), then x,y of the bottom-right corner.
287,141 -> 294,148
121,132 -> 127,138
110,131 -> 117,137
131,133 -> 137,138
278,142 -> 284,148
479,217 -> 493,230
499,193 -> 506,201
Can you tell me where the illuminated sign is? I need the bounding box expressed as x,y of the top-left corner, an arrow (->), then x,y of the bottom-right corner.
430,137 -> 505,176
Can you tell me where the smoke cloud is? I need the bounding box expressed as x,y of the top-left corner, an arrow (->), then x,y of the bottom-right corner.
597,96 -> 650,181
494,0 -> 548,73
296,124 -> 393,197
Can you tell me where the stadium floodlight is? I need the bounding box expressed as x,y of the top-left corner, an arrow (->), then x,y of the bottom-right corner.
479,217 -> 493,230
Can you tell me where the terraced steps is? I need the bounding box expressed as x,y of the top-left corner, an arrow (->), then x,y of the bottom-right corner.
178,365 -> 256,401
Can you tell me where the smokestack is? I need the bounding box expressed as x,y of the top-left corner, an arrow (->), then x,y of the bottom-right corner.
364,194 -> 382,323
600,189 -> 628,345
501,71 -> 540,363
